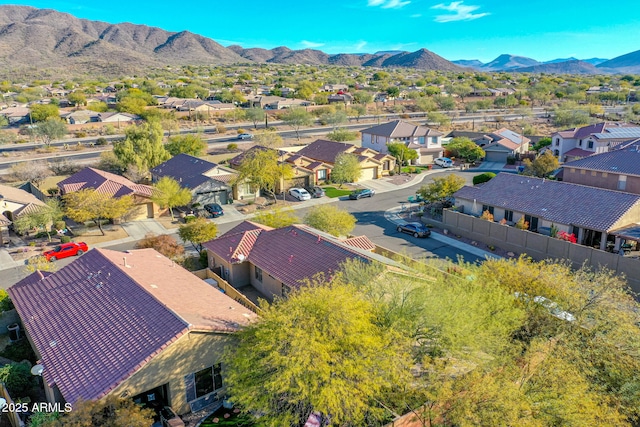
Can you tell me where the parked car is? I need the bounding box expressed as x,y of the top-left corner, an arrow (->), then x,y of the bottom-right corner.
237,133 -> 254,140
348,188 -> 375,200
204,203 -> 224,218
43,242 -> 89,261
434,157 -> 453,168
397,222 -> 431,238
160,406 -> 185,427
305,186 -> 325,198
289,188 -> 311,201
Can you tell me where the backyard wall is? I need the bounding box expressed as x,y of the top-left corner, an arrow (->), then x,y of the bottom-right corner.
441,209 -> 640,292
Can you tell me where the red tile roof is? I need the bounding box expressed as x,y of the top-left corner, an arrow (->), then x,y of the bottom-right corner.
295,139 -> 354,164
57,168 -> 153,198
8,248 -> 256,404
564,145 -> 640,177
361,120 -> 443,138
343,235 -> 376,251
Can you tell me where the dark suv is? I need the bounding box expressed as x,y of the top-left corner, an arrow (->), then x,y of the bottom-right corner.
204,203 -> 224,218
305,186 -> 325,198
397,222 -> 431,238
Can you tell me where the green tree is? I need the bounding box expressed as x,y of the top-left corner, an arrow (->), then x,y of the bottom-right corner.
64,190 -> 135,235
225,283 -> 410,427
164,134 -> 207,156
522,151 -> 559,178
12,199 -> 63,242
427,111 -> 451,127
353,91 -> 373,105
532,137 -> 552,152
321,110 -> 348,130
434,95 -> 456,110
116,97 -> 147,115
151,177 -> 192,220
415,97 -> 438,112
349,104 -> 367,122
67,91 -> 86,107
326,128 -> 358,142
282,107 -> 313,140
0,362 -> 34,397
178,217 -> 217,252
29,104 -> 59,122
446,137 -> 485,162
330,152 -> 362,185
43,396 -> 154,427
387,142 -> 418,170
32,118 -> 67,146
418,174 -> 466,203
253,129 -> 283,148
252,207 -> 298,228
233,148 -> 293,198
245,107 -> 266,129
113,120 -> 170,176
303,205 -> 356,237
24,255 -> 57,274
386,86 -> 400,99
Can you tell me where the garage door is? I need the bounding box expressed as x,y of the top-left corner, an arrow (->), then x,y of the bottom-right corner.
285,176 -> 309,190
419,153 -> 435,165
198,190 -> 228,205
485,151 -> 510,163
359,167 -> 377,181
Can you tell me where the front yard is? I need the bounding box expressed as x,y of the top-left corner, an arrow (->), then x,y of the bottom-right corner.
322,186 -> 352,198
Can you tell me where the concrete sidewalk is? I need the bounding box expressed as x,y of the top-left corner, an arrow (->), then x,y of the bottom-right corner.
384,206 -> 500,260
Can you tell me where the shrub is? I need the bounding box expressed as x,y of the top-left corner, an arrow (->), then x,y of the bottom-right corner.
506,156 -> 517,165
60,236 -> 71,244
472,172 -> 496,185
227,143 -> 238,151
74,131 -> 87,138
184,215 -> 197,223
0,289 -> 13,312
216,125 -> 227,134
515,217 -> 529,230
0,340 -> 36,364
54,221 -> 66,231
47,187 -> 60,196
0,362 -> 34,397
135,233 -> 185,260
480,210 -> 494,222
237,128 -> 246,134
95,137 -> 108,146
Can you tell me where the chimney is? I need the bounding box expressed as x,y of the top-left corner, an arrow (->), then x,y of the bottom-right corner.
123,257 -> 128,267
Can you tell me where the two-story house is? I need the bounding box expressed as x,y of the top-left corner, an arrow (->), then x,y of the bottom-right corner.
473,128 -> 530,163
551,122 -> 640,161
360,120 -> 443,165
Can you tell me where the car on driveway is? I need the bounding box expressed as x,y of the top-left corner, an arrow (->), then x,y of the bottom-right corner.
204,203 -> 224,218
238,133 -> 254,140
434,157 -> 453,168
289,188 -> 311,201
397,222 -> 431,238
348,188 -> 375,200
43,242 -> 89,261
305,186 -> 325,198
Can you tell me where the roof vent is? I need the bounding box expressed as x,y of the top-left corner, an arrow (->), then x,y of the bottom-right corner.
49,340 -> 57,348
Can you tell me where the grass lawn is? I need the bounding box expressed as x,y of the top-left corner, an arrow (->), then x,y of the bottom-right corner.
400,166 -> 432,173
322,186 -> 352,198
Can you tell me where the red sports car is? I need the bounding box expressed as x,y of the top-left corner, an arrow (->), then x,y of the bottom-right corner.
43,242 -> 89,261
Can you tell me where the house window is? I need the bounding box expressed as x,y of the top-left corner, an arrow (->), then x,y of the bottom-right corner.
194,364 -> 223,399
504,210 -> 513,222
580,169 -> 586,175
578,139 -> 582,146
255,266 -> 263,282
317,169 -> 327,180
618,175 -> 627,190
482,205 -> 494,215
555,139 -> 560,146
588,141 -> 594,149
524,215 -> 539,232
602,172 -> 608,177
432,137 -> 438,144
569,168 -> 575,173
418,137 -> 425,145
591,171 -> 597,176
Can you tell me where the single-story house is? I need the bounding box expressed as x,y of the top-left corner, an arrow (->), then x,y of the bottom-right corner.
0,107 -> 30,124
0,183 -> 47,244
95,112 -> 140,123
204,221 -> 389,302
294,139 -> 395,181
453,172 -> 640,251
60,110 -> 95,125
473,128 -> 531,163
151,154 -> 257,204
57,167 -> 158,219
360,120 -> 443,165
248,96 -> 311,110
8,248 -> 257,415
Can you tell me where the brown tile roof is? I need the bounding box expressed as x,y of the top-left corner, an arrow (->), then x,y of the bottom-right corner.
453,173 -> 640,232
58,168 -> 153,198
150,154 -> 218,190
564,146 -> 640,177
8,248 -> 256,404
564,148 -> 594,158
295,139 -> 354,165
0,183 -> 46,217
228,146 -> 287,167
361,120 -> 443,138
343,235 -> 376,251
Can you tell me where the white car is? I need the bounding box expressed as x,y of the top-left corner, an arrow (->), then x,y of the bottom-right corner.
289,188 -> 311,201
238,133 -> 254,140
434,157 -> 453,168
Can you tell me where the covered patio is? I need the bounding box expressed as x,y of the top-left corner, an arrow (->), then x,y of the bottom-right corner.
610,224 -> 640,258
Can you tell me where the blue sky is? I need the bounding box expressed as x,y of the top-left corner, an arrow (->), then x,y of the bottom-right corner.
8,1 -> 640,62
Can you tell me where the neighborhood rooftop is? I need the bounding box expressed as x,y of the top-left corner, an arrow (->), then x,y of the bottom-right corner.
57,167 -> 153,198
453,173 -> 640,232
0,183 -> 46,216
564,145 -> 640,177
8,248 -> 256,404
361,120 -> 443,138
150,154 -> 232,189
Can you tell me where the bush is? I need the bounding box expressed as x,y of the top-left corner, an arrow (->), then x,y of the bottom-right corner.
0,340 -> 36,364
506,156 -> 517,165
184,215 -> 197,223
60,236 -> 71,244
227,143 -> 238,151
216,125 -> 227,134
95,137 -> 108,146
74,131 -> 87,138
237,128 -> 246,134
0,362 -> 34,397
54,221 -> 66,231
0,289 -> 13,312
47,187 -> 59,196
472,172 -> 496,185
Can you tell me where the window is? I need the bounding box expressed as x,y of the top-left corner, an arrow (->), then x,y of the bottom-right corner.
580,169 -> 586,175
418,137 -> 425,145
482,205 -> 494,215
618,175 -> 627,190
588,141 -> 594,149
524,215 -> 539,232
555,138 -> 560,146
578,139 -> 582,146
431,137 -> 438,144
255,266 -> 263,282
317,169 -> 327,180
504,210 -> 513,222
569,168 -> 575,173
602,172 -> 608,177
591,171 -> 597,176
194,364 -> 223,398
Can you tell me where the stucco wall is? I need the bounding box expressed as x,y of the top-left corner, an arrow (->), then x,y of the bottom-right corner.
441,210 -> 640,290
110,331 -> 232,415
250,266 -> 283,302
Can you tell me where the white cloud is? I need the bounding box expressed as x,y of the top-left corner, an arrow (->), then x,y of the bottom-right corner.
368,0 -> 410,9
432,1 -> 489,22
411,13 -> 422,18
355,41 -> 368,51
300,40 -> 325,48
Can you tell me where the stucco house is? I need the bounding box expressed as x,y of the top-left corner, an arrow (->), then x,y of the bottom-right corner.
204,221 -> 393,302
0,183 -> 46,244
551,122 -> 640,161
151,154 -> 256,204
8,248 -> 257,415
473,128 -> 530,163
360,120 -> 443,165
453,172 -> 640,251
57,167 -> 159,219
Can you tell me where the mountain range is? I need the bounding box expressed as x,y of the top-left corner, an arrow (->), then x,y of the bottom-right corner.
0,5 -> 638,77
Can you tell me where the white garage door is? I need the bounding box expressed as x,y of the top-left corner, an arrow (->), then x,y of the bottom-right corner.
359,167 -> 378,181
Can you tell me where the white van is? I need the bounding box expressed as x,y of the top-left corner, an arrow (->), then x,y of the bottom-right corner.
434,157 -> 453,168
